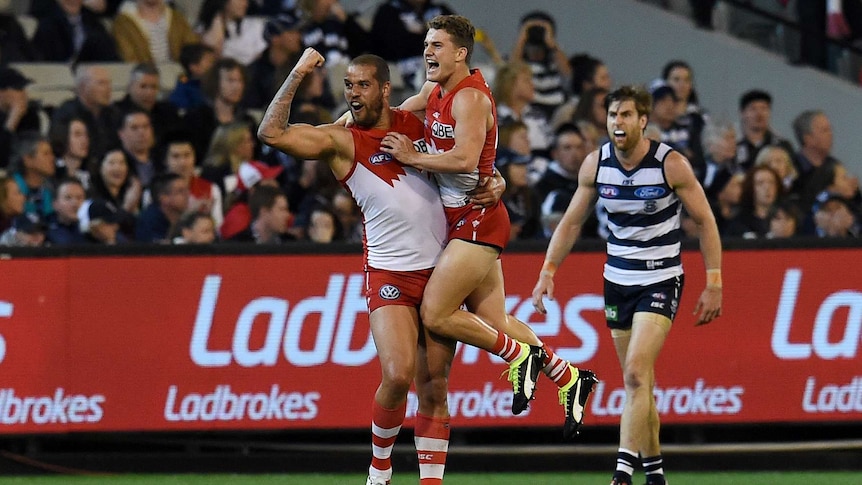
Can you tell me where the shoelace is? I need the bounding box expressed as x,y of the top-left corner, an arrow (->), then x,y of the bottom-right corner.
500,367 -> 521,392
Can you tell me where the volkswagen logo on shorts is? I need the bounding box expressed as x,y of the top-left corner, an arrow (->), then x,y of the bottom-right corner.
379,284 -> 401,300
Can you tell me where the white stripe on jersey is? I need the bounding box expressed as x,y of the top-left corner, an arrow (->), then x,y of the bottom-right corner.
597,166 -> 666,186
345,164 -> 446,271
607,241 -> 682,260
608,216 -> 680,242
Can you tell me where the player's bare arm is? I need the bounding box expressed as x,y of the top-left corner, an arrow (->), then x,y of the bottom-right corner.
665,151 -> 723,325
381,87 -> 490,173
257,48 -> 353,177
532,151 -> 600,314
398,81 -> 435,115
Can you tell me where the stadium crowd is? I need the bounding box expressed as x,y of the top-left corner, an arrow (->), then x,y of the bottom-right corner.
0,0 -> 859,247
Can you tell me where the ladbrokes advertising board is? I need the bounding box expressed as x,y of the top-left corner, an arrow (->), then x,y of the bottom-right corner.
0,248 -> 860,433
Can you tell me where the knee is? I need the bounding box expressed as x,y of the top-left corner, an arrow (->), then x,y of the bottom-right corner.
417,376 -> 449,413
380,364 -> 414,396
419,303 -> 446,333
622,366 -> 650,392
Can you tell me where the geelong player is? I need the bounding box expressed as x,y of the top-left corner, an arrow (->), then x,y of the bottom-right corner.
532,85 -> 723,485
258,48 -> 544,485
383,14 -> 597,437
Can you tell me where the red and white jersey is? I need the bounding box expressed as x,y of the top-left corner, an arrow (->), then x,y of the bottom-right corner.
343,109 -> 446,271
425,69 -> 498,208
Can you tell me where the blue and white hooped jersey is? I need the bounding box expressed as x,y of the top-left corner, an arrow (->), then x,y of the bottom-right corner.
596,141 -> 684,286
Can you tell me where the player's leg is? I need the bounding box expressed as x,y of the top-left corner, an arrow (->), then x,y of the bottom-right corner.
466,260 -> 597,436
420,239 -> 540,413
413,325 -> 456,485
366,305 -> 420,485
611,312 -> 669,485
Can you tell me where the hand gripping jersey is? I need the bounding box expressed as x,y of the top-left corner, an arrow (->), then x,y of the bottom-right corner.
425,69 -> 498,208
343,109 -> 447,271
596,140 -> 684,286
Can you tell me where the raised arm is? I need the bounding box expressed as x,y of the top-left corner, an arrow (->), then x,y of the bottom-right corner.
382,87 -> 490,173
398,81 -> 435,116
257,48 -> 350,169
665,151 -> 723,325
531,151 -> 599,313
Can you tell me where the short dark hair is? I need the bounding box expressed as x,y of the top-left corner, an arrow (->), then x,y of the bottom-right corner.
661,60 -> 691,81
520,10 -> 556,31
791,109 -> 824,146
179,43 -> 215,73
151,172 -> 183,199
427,15 -> 475,63
349,54 -> 390,85
551,122 -> 583,151
606,85 -> 652,119
569,53 -> 603,96
739,89 -> 772,111
203,58 -> 246,99
249,184 -> 285,219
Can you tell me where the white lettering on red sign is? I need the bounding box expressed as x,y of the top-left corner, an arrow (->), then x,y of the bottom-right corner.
802,376 -> 862,413
0,388 -> 104,425
189,275 -> 375,368
0,301 -> 12,364
590,379 -> 743,417
164,384 -> 319,422
771,269 -> 862,360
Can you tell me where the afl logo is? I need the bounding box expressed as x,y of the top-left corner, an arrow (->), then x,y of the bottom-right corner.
599,185 -> 619,197
370,152 -> 393,165
634,186 -> 666,199
379,284 -> 401,300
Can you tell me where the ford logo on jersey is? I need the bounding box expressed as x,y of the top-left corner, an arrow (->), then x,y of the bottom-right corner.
599,185 -> 619,197
370,152 -> 393,165
634,186 -> 666,199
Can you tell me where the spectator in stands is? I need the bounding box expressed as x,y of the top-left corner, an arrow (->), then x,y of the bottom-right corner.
184,57 -> 258,161
299,0 -> 369,67
112,0 -> 200,64
77,197 -> 128,244
246,0 -> 301,17
135,172 -> 189,243
791,109 -> 841,189
754,145 -> 798,198
725,165 -> 784,238
169,43 -> 217,112
200,120 -> 257,199
245,14 -> 304,109
52,65 -> 121,161
701,119 -> 737,189
306,205 -> 339,243
45,177 -> 87,245
32,0 -> 119,62
661,60 -> 705,116
117,108 -> 158,189
550,53 -> 611,130
0,67 -> 45,169
220,160 -> 282,240
539,188 -> 569,240
571,86 -> 608,147
161,131 -> 223,231
735,89 -> 794,171
765,199 -> 802,239
493,61 -> 553,160
30,0 -> 122,19
511,11 -> 571,119
0,212 -> 47,246
706,168 -> 745,235
88,148 -> 141,236
10,133 -> 56,218
0,174 -> 25,233
813,194 -> 859,237
0,10 -> 37,62
226,183 -> 292,243
495,121 -> 539,240
170,210 -> 217,244
330,188 -> 361,242
649,84 -> 705,180
369,0 -> 455,91
112,63 -> 183,149
49,117 -> 92,190
196,0 -> 267,65
800,160 -> 861,221
533,123 -> 598,238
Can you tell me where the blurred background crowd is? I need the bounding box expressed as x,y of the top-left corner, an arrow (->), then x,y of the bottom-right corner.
0,0 -> 860,247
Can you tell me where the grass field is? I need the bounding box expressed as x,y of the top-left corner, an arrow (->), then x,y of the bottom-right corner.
0,473 -> 860,484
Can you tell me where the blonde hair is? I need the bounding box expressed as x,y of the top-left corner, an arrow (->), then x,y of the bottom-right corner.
204,121 -> 252,174
754,145 -> 797,182
493,61 -> 531,106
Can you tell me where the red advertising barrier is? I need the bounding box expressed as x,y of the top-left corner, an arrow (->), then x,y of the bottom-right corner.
0,248 -> 860,434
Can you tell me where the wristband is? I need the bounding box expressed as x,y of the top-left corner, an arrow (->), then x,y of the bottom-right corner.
706,269 -> 722,289
541,260 -> 558,278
